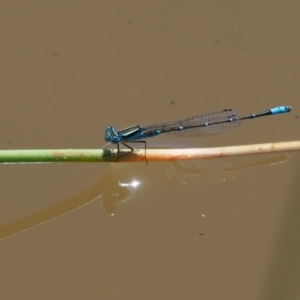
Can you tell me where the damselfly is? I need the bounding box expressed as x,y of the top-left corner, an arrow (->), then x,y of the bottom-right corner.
104,105 -> 292,160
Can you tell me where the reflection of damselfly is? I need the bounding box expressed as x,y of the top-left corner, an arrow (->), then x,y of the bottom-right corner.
105,106 -> 292,159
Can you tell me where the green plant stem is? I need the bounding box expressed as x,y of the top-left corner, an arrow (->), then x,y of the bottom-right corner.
0,149 -> 115,163
0,141 -> 299,164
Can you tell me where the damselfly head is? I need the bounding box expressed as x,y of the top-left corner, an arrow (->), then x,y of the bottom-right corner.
104,126 -> 121,144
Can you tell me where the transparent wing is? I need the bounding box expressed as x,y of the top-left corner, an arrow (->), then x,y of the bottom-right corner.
143,109 -> 241,137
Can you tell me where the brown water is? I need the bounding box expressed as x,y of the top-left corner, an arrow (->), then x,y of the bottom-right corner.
0,2 -> 299,299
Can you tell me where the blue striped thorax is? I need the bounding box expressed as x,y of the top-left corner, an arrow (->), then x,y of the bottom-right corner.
116,125 -> 144,141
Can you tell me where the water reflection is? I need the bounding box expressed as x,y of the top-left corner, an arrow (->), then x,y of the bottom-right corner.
0,154 -> 288,240
103,178 -> 140,215
0,165 -> 141,240
167,160 -> 237,185
167,154 -> 288,185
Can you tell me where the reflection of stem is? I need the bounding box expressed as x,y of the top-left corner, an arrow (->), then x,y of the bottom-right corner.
0,167 -> 131,241
0,141 -> 298,163
168,154 -> 289,185
0,182 -> 102,241
224,154 -> 289,172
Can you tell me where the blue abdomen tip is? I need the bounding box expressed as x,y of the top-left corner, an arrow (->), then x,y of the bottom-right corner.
271,106 -> 292,114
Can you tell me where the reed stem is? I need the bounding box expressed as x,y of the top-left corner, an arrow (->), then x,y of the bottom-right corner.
0,141 -> 298,163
